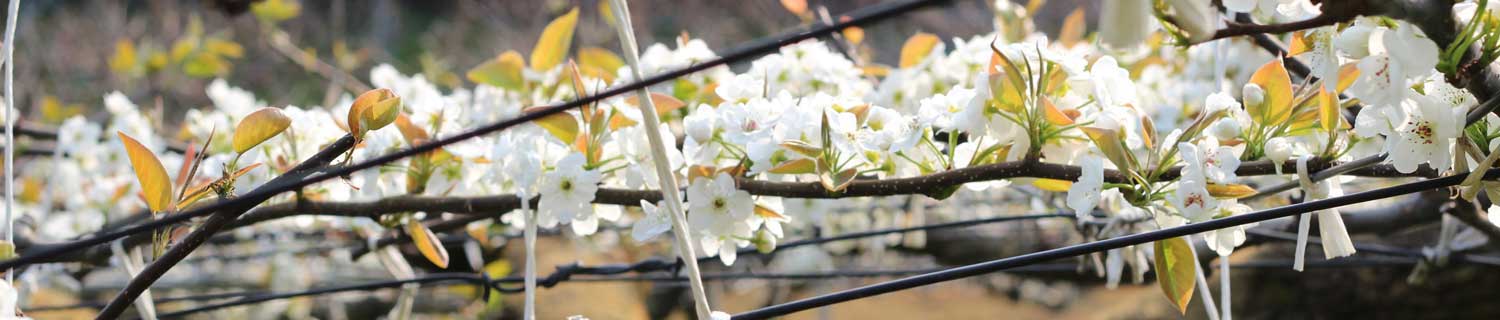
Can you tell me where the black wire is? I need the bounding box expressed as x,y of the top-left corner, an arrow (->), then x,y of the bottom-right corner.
731,170 -> 1493,319
0,0 -> 952,272
37,256 -> 1442,316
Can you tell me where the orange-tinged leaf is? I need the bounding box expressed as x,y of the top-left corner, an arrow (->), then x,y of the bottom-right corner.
1154,237 -> 1196,314
1042,98 -> 1073,126
1336,63 -> 1359,94
407,220 -> 450,269
348,88 -> 402,138
1058,8 -> 1086,48
861,65 -> 890,77
1248,58 -> 1294,125
118,132 -> 173,213
394,114 -> 430,145
530,7 -> 580,71
1288,31 -> 1311,56
1206,183 -> 1256,199
232,107 -> 291,154
608,113 -> 639,130
780,0 -> 807,16
843,26 -> 865,45
467,51 -> 526,91
1032,178 -> 1072,192
688,165 -> 717,182
625,92 -> 687,115
755,204 -> 787,220
768,158 -> 817,174
899,32 -> 940,68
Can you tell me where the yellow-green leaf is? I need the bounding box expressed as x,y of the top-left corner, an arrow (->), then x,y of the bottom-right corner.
530,7 -> 580,71
780,140 -> 822,158
251,0 -> 302,23
843,26 -> 865,45
110,40 -> 138,75
780,0 -> 808,16
899,32 -> 940,68
1248,58 -> 1294,125
348,88 -> 402,138
819,168 -> 858,193
118,132 -> 173,213
232,107 -> 292,154
1336,63 -> 1359,94
526,107 -> 579,144
1058,8 -> 1086,48
1154,236 -> 1196,315
1032,178 -> 1072,192
1042,97 -> 1074,126
1081,127 -> 1133,173
407,220 -> 450,269
466,51 -> 526,91
1317,88 -> 1345,133
769,158 -> 817,174
579,47 -> 624,81
1206,183 -> 1256,199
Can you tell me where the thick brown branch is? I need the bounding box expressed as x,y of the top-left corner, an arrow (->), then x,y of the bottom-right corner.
1212,12 -> 1356,41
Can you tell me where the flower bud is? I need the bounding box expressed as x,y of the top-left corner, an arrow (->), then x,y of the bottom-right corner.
1242,84 -> 1265,110
753,228 -> 777,254
1209,118 -> 1242,140
1265,137 -> 1294,174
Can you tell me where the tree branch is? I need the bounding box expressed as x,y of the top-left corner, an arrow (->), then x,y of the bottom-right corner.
95,135 -> 357,319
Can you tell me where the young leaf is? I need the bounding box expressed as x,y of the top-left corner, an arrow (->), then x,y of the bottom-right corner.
1316,88 -> 1345,133
754,204 -> 788,220
768,158 -> 817,174
1041,97 -> 1074,126
1058,8 -> 1086,48
819,168 -> 858,193
231,107 -> 292,154
407,220 -> 450,269
780,140 -> 822,158
1031,178 -> 1073,192
899,32 -> 940,68
624,92 -> 687,115
578,47 -> 624,81
118,132 -> 173,213
466,51 -> 526,91
1248,58 -> 1294,125
530,7 -> 580,71
1206,183 -> 1257,199
1154,237 -> 1196,314
394,114 -> 431,145
348,88 -> 402,138
780,0 -> 808,16
523,107 -> 579,144
1081,127 -> 1134,174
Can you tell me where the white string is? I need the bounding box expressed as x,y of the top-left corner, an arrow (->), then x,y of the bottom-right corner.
1220,255 -> 1231,320
607,0 -> 713,317
522,190 -> 537,320
2,0 -> 19,286
1186,241 -> 1221,320
1294,155 -> 1315,271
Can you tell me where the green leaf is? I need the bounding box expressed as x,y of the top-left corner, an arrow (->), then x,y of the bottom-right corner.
1154,236 -> 1196,315
530,7 -> 580,71
466,51 -> 526,91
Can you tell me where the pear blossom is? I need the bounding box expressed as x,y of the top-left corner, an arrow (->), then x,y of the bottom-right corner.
538,153 -> 603,234
1067,154 -> 1104,219
1386,94 -> 1460,173
632,200 -> 674,242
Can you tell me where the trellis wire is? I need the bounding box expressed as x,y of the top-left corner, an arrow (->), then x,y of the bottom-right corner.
0,0 -> 950,273
732,170 -> 1499,319
42,255 -> 1465,318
